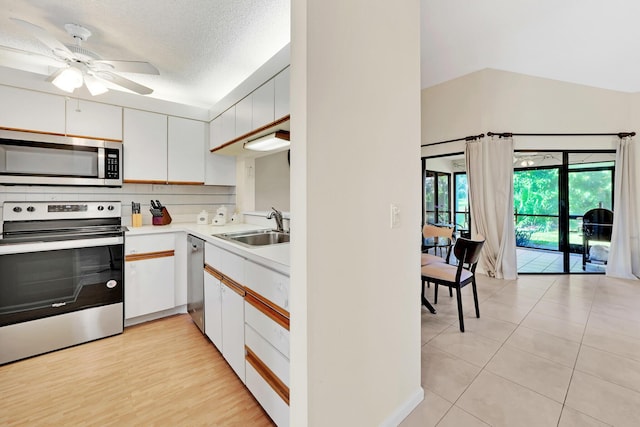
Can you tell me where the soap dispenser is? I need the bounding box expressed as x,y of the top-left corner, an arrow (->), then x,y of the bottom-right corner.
197,210 -> 209,225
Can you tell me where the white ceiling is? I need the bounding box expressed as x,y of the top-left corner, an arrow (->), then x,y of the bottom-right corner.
0,0 -> 290,109
1,1 -> 639,111
420,0 -> 640,93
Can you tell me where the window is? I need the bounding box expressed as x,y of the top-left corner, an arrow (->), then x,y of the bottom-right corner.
424,170 -> 451,225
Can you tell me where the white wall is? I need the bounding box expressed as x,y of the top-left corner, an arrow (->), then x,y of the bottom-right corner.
255,151 -> 290,211
421,68 -> 630,156
291,1 -> 422,425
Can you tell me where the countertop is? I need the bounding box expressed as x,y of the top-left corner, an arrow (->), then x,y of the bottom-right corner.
126,222 -> 290,275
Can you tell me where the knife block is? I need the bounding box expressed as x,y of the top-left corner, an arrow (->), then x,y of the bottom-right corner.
131,213 -> 142,227
152,207 -> 172,226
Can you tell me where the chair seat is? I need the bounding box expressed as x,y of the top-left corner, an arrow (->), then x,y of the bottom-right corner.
421,263 -> 472,283
421,253 -> 447,266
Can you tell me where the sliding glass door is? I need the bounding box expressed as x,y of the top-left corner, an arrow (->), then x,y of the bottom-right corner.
514,151 -> 615,274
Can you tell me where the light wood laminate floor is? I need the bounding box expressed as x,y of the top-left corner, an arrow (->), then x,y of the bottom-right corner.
0,314 -> 274,426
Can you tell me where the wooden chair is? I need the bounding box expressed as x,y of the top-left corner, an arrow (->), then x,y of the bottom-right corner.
421,224 -> 453,265
420,235 -> 485,332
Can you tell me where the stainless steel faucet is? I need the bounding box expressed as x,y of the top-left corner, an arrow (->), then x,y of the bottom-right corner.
267,207 -> 284,232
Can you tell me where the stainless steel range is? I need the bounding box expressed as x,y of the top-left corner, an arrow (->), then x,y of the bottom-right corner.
0,201 -> 126,365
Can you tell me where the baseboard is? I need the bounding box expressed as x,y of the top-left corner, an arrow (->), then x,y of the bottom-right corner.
379,387 -> 424,427
124,305 -> 187,327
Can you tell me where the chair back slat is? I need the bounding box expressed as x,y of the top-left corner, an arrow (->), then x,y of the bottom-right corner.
453,236 -> 485,265
423,224 -> 453,239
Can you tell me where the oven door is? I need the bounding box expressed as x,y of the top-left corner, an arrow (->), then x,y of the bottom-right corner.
0,236 -> 124,327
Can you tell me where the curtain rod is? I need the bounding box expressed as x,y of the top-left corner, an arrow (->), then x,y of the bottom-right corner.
487,131 -> 636,138
421,133 -> 485,147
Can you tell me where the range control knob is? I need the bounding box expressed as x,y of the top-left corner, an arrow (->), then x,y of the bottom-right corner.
27,206 -> 35,212
97,205 -> 105,211
12,206 -> 22,213
107,205 -> 114,211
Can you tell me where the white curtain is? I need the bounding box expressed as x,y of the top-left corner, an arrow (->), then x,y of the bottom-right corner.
465,136 -> 518,279
606,137 -> 640,279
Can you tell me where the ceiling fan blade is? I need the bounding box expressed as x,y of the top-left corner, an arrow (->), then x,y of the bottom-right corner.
96,71 -> 153,95
10,18 -> 73,60
0,44 -> 65,75
93,60 -> 159,75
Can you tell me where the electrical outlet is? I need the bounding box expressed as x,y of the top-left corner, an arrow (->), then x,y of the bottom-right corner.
390,204 -> 400,228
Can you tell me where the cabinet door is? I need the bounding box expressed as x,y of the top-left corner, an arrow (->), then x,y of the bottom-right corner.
167,116 -> 205,184
123,109 -> 168,182
220,106 -> 236,144
235,96 -> 252,137
252,79 -> 275,129
205,148 -> 236,186
0,86 -> 65,134
125,256 -> 176,319
209,116 -> 222,150
274,67 -> 290,120
244,262 -> 289,313
246,363 -> 290,427
222,283 -> 245,382
66,99 -> 123,140
204,271 -> 223,350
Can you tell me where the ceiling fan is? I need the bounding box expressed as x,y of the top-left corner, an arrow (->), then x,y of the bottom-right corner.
0,18 -> 159,96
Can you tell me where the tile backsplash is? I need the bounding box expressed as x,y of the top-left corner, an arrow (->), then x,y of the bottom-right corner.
0,183 -> 236,227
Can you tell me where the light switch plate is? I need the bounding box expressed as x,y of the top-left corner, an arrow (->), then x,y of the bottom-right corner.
390,204 -> 400,228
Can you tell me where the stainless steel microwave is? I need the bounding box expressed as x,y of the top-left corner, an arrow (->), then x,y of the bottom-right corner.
0,129 -> 122,187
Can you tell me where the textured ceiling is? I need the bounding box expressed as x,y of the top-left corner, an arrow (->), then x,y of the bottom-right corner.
0,0 -> 290,109
1,1 -> 639,111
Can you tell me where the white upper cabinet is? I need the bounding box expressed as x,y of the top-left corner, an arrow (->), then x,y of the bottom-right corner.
0,86 -> 65,134
209,116 -> 222,150
235,96 -> 253,137
252,79 -> 275,130
205,152 -> 236,186
168,116 -> 205,183
123,108 -> 167,182
207,119 -> 236,185
220,106 -> 236,143
274,67 -> 290,120
66,99 -> 123,141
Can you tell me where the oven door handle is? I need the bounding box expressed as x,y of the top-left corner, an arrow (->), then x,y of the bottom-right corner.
0,236 -> 124,255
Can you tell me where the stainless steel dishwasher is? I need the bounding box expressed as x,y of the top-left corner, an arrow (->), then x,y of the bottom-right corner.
187,235 -> 205,333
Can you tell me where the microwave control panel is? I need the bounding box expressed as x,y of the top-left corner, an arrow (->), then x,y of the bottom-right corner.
105,149 -> 120,179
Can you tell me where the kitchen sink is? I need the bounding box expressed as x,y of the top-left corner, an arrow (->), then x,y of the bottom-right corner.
213,229 -> 290,247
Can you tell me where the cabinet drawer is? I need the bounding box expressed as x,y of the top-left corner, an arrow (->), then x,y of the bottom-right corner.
244,262 -> 289,314
246,361 -> 290,427
245,323 -> 289,387
245,300 -> 289,358
205,242 -> 245,284
125,234 -> 175,255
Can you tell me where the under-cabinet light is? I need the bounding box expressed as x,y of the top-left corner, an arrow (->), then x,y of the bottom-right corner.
244,131 -> 290,152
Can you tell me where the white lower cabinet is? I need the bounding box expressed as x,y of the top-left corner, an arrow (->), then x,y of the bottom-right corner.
124,234 -> 176,319
204,243 -> 246,383
204,241 -> 290,425
244,285 -> 290,426
221,282 -> 245,382
204,269 -> 223,349
246,362 -> 290,427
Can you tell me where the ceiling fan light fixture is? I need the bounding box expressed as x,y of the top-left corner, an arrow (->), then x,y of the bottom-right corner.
244,131 -> 290,152
52,67 -> 83,93
84,74 -> 108,95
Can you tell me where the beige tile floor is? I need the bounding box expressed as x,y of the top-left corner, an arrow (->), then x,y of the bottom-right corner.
401,273 -> 640,427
